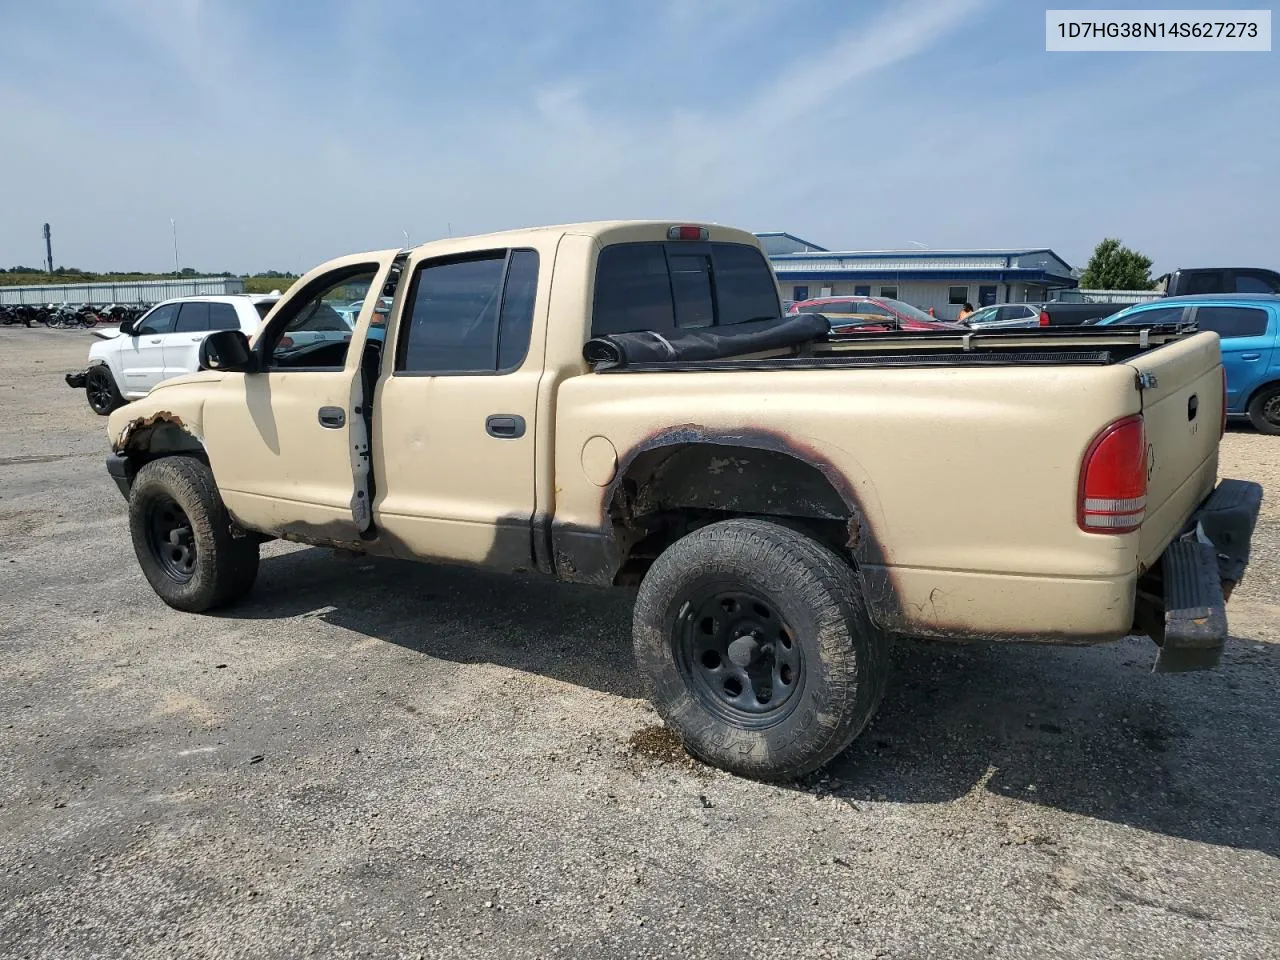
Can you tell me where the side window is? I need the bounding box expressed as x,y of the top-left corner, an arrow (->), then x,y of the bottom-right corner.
174,302 -> 210,333
207,303 -> 241,331
1235,272 -> 1280,294
1116,305 -> 1186,326
263,267 -> 373,369
498,250 -> 539,369
1184,272 -> 1224,295
397,249 -> 538,374
1194,306 -> 1269,339
136,303 -> 179,336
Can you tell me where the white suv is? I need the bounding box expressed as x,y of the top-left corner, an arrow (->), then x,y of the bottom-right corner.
67,295 -> 278,415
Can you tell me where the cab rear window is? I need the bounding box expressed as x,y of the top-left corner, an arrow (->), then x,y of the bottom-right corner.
591,241 -> 780,337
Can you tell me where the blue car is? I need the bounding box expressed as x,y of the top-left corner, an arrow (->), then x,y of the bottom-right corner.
1093,294 -> 1280,435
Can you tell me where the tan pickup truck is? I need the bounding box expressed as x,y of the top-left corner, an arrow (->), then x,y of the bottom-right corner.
104,221 -> 1262,780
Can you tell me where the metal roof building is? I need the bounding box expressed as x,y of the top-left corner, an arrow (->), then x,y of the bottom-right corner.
757,233 -> 1077,321
0,276 -> 244,306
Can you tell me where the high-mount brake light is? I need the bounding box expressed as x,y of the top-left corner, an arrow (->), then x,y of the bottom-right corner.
1078,415 -> 1147,534
668,225 -> 708,241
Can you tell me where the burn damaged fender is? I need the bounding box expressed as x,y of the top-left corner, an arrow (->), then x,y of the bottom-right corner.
104,377 -> 220,496
550,421 -> 896,595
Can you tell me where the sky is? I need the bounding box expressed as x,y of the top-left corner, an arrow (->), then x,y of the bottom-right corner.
0,0 -> 1276,275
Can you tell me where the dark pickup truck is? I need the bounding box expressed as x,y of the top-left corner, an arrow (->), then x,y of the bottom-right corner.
1159,267 -> 1280,297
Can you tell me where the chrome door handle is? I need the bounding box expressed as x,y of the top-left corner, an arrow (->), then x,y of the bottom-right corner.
149,338 -> 162,344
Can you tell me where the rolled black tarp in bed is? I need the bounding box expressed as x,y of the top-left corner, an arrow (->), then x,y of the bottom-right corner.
583,314 -> 831,369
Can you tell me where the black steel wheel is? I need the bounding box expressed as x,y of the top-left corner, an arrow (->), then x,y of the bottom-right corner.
676,588 -> 804,727
1248,385 -> 1280,436
128,457 -> 259,612
85,365 -> 123,415
634,518 -> 890,781
144,494 -> 197,583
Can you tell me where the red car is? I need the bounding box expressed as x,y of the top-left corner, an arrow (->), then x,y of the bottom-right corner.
788,296 -> 966,332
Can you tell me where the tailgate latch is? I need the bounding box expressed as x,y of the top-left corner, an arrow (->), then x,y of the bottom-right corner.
1137,372 -> 1159,390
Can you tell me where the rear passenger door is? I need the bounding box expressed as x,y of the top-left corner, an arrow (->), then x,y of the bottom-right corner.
995,305 -> 1034,324
372,245 -> 546,569
1191,304 -> 1275,412
162,301 -> 211,381
164,301 -> 242,381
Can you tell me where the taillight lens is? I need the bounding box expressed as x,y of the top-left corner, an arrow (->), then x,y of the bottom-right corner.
1038,310 -> 1050,327
278,335 -> 294,348
1220,366 -> 1228,437
1078,415 -> 1147,534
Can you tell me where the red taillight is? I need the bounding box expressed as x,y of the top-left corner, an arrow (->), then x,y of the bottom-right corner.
1220,366 -> 1228,437
667,225 -> 708,241
278,335 -> 294,348
1078,414 -> 1147,534
1038,310 -> 1050,327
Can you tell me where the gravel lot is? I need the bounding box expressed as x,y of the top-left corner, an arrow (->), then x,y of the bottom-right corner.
2,327 -> 1278,960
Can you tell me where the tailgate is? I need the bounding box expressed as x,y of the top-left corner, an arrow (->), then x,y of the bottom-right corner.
1126,331 -> 1222,565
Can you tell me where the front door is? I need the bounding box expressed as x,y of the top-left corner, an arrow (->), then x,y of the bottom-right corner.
200,253 -> 400,544
123,302 -> 180,394
372,243 -> 546,569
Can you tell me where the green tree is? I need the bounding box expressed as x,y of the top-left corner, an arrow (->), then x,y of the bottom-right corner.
1079,238 -> 1154,290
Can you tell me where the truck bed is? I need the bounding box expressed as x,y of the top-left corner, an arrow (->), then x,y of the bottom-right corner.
591,325 -> 1193,374
559,324 -> 1223,645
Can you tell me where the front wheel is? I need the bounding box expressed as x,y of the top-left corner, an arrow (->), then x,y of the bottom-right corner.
128,457 -> 259,612
633,518 -> 890,781
85,365 -> 124,415
1247,385 -> 1280,436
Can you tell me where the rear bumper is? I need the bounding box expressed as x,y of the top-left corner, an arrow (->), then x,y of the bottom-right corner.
1152,478 -> 1263,673
65,369 -> 88,389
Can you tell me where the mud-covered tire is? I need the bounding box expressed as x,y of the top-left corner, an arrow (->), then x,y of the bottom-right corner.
128,456 -> 259,612
85,365 -> 124,416
633,518 -> 890,781
1247,385 -> 1280,436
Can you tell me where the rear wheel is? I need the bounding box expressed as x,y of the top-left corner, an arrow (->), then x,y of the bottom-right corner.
86,365 -> 124,416
1247,385 -> 1280,435
128,457 -> 259,612
633,518 -> 890,781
